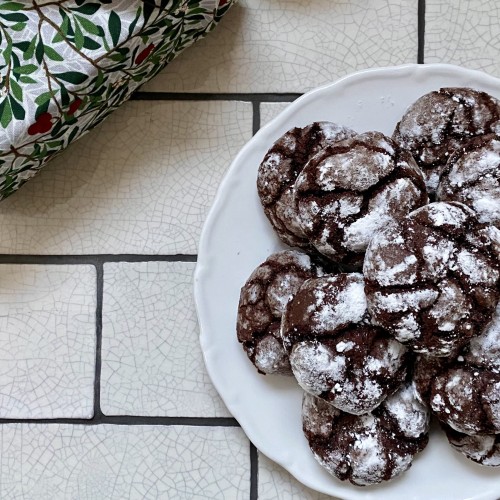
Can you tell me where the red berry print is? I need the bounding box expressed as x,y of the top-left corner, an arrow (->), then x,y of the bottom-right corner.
135,44 -> 155,65
27,113 -> 53,135
219,0 -> 229,6
68,98 -> 83,116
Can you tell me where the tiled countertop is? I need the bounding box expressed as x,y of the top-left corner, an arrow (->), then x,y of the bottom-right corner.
1,1 -> 498,499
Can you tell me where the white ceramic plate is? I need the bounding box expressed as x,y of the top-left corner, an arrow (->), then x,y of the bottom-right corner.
194,64 -> 500,500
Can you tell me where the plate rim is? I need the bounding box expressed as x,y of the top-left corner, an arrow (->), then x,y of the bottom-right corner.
194,63 -> 500,499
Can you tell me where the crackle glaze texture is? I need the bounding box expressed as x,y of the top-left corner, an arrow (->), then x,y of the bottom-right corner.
426,1 -> 500,77
143,0 -> 418,93
3,1 -> 498,498
260,103 -> 292,128
0,424 -> 250,499
101,261 -> 229,417
0,100 -> 252,255
259,454 -> 337,500
0,0 -> 234,199
0,265 -> 96,418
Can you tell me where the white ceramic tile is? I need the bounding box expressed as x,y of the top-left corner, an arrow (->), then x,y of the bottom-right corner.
260,102 -> 293,128
101,261 -> 229,417
258,454 -> 338,500
0,424 -> 249,500
425,1 -> 500,77
143,0 -> 418,93
0,100 -> 252,255
0,265 -> 95,418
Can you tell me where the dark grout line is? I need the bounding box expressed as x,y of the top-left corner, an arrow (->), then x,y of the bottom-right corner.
250,443 -> 259,500
0,254 -> 197,265
0,416 -> 240,427
98,254 -> 198,263
252,102 -> 260,136
94,262 -> 104,420
418,0 -> 426,63
131,92 -> 303,103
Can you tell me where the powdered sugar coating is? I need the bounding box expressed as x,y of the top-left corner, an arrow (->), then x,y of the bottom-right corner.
294,131 -> 428,268
281,274 -> 367,345
257,122 -> 356,248
415,306 -> 500,434
437,134 -> 500,227
382,382 -> 430,439
302,389 -> 340,438
282,274 -> 408,414
431,368 -> 493,434
302,383 -> 429,486
393,87 -> 500,193
344,178 -> 423,253
413,355 -> 450,405
237,250 -> 324,375
311,276 -> 367,333
364,202 -> 500,356
432,371 -> 500,434
445,426 -> 500,467
467,303 -> 500,371
253,335 -> 289,375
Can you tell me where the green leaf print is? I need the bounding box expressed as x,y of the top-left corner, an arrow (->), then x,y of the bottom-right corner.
9,96 -> 24,120
0,2 -> 24,11
0,0 -> 235,199
44,46 -> 64,62
12,64 -> 37,75
75,15 -> 100,36
108,11 -> 121,45
54,71 -> 88,85
9,78 -> 22,101
0,99 -> 12,128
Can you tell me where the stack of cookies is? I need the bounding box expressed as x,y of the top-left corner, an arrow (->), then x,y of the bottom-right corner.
236,87 -> 500,486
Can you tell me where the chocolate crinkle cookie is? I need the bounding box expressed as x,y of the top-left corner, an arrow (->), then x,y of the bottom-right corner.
294,131 -> 428,268
444,425 -> 500,467
393,87 -> 500,193
302,382 -> 430,486
416,303 -> 500,435
364,201 -> 500,357
437,133 -> 500,227
413,354 -> 449,406
281,273 -> 409,414
236,250 -> 324,375
257,122 -> 356,248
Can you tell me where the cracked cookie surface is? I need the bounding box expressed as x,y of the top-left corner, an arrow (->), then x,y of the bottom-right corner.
437,133 -> 500,227
444,425 -> 500,466
281,273 -> 408,414
294,131 -> 427,268
364,202 -> 500,356
257,122 -> 356,248
393,87 -> 500,193
415,303 -> 500,435
302,382 -> 429,485
237,250 -> 324,375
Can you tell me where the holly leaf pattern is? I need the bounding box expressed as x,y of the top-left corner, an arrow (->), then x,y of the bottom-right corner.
0,0 -> 235,200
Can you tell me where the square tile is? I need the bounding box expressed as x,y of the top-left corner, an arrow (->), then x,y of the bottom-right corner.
0,100 -> 252,255
260,102 -> 293,128
101,261 -> 229,417
425,1 -> 500,77
258,454 -> 338,500
0,424 -> 249,499
143,0 -> 418,93
0,265 -> 96,418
